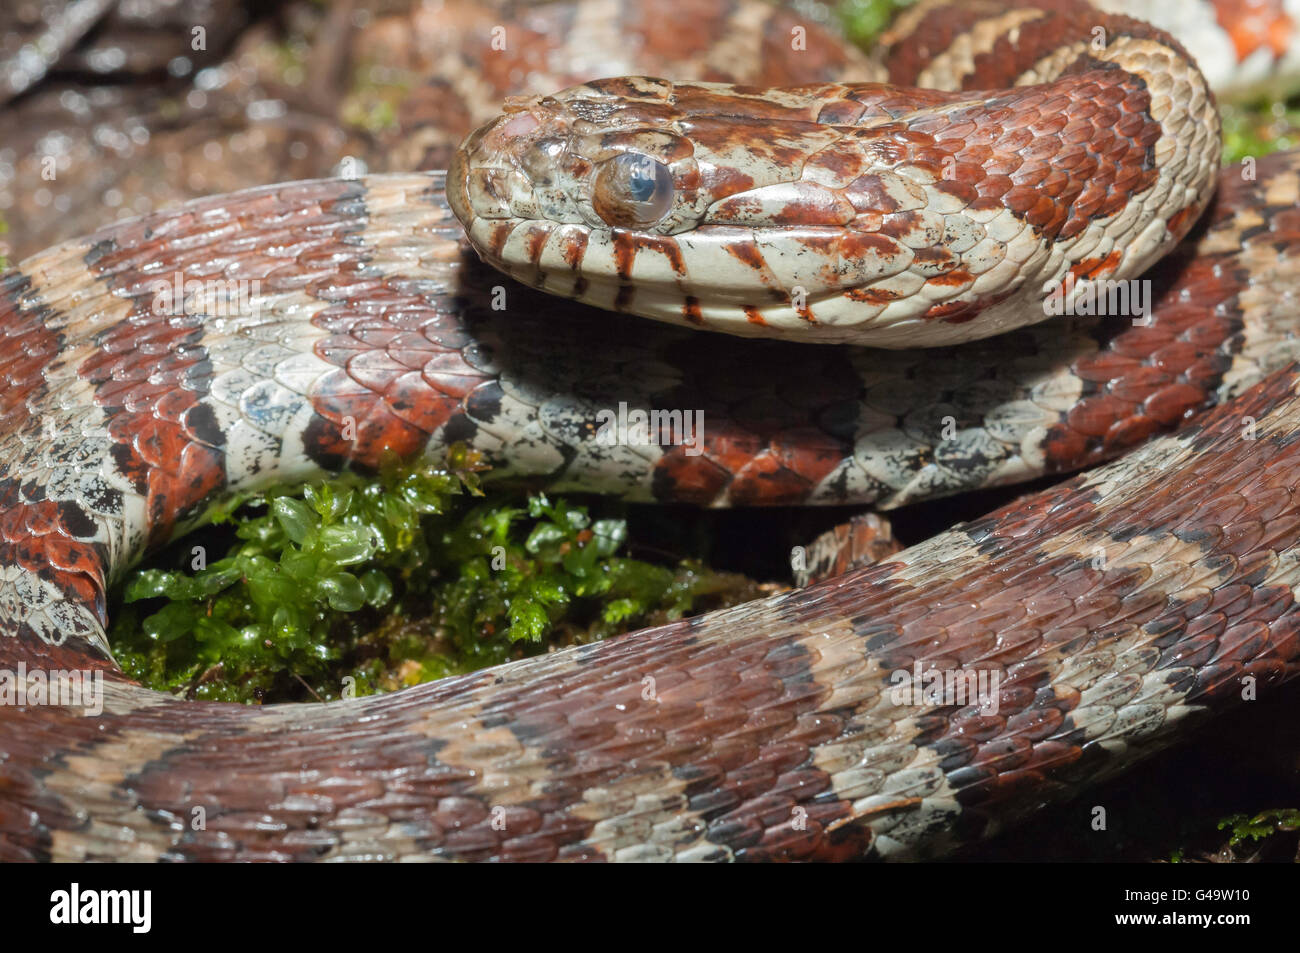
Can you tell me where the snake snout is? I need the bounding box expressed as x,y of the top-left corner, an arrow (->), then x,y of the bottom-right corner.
449,96 -> 592,231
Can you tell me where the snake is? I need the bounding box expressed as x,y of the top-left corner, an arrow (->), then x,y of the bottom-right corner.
3,0 -> 1300,862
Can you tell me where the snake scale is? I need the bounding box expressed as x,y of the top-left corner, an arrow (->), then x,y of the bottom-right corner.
3,0 -> 1300,861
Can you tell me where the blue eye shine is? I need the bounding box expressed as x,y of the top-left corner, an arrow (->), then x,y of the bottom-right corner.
592,152 -> 675,228
625,157 -> 658,201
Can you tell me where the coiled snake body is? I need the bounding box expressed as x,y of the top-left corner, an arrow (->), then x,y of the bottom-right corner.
3,0 -> 1300,861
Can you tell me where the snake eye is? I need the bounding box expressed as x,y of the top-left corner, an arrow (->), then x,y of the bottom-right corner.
592,152 -> 674,228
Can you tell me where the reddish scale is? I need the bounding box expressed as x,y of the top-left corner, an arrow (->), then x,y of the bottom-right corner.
746,182 -> 857,227
708,194 -> 763,222
819,231 -> 901,262
0,239 -> 128,656
721,239 -> 773,279
651,448 -> 733,503
799,62 -> 1161,321
79,183 -> 370,545
520,222 -> 552,268
799,513 -> 904,586
725,442 -> 842,504
468,622 -> 853,861
1069,248 -> 1123,281
888,369 -> 1300,821
77,314 -> 225,546
924,267 -> 973,288
681,296 -> 704,326
0,674 -> 133,861
649,336 -> 861,504
845,287 -> 906,304
1042,152 -> 1300,472
698,164 -> 758,202
558,229 -> 588,270
610,231 -> 687,280
1166,202 -> 1204,241
0,273 -> 60,438
923,288 -> 1016,324
484,221 -> 513,259
307,301 -> 493,470
0,494 -> 106,630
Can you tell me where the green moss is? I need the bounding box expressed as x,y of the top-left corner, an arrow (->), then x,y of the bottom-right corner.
1218,808 -> 1300,849
340,84 -> 406,135
1221,97 -> 1300,163
340,56 -> 414,136
838,0 -> 911,46
109,447 -> 756,704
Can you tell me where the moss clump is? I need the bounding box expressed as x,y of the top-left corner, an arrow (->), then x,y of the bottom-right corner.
109,447 -> 756,704
1217,808 -> 1300,853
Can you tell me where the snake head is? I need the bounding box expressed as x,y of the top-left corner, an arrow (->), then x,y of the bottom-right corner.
448,76 -> 890,338
448,77 -> 705,261
455,81 -> 699,228
449,66 -> 1219,347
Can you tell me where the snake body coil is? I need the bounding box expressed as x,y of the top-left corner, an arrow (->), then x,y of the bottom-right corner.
3,0 -> 1300,861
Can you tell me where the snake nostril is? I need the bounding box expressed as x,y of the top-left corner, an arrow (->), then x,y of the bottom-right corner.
499,112 -> 541,140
